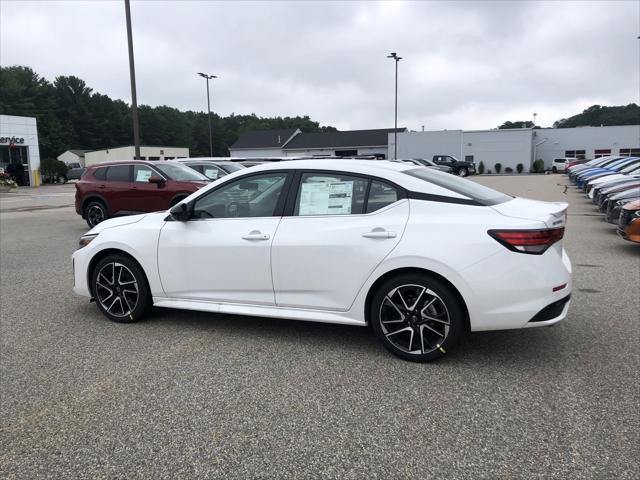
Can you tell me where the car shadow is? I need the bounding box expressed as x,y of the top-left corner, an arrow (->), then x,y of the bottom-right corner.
134,306 -> 571,367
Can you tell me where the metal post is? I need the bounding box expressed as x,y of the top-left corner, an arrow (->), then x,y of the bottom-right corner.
198,73 -> 217,157
394,59 -> 398,160
205,78 -> 213,156
124,0 -> 141,159
387,52 -> 402,160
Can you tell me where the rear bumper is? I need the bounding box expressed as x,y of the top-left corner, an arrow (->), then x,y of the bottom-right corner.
463,246 -> 572,331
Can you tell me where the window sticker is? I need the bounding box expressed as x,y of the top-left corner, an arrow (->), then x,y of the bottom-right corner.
299,181 -> 354,215
204,168 -> 219,180
136,169 -> 153,182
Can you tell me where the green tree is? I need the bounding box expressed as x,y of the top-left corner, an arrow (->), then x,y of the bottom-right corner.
498,120 -> 534,129
553,104 -> 640,128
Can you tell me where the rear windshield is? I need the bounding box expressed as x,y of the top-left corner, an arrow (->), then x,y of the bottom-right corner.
405,168 -> 512,206
154,163 -> 208,181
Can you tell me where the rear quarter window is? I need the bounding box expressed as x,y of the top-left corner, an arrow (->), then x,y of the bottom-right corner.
405,168 -> 512,206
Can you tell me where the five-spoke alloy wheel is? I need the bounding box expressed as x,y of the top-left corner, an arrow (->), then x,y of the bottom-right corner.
91,254 -> 151,323
85,201 -> 108,228
371,274 -> 464,362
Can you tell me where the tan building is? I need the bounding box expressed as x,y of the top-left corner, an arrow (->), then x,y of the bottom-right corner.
84,146 -> 189,166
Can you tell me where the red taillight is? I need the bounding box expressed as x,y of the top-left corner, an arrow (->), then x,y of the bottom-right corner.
488,227 -> 565,254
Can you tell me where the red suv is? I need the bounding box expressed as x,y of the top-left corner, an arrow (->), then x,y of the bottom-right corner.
75,160 -> 210,227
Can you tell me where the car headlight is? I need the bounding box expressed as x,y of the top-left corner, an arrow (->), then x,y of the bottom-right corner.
78,233 -> 99,249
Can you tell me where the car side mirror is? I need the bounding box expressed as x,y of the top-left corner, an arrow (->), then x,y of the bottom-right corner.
149,176 -> 165,186
169,201 -> 191,221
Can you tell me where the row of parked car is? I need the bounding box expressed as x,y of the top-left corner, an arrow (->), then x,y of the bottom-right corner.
75,156 -> 457,227
565,155 -> 640,244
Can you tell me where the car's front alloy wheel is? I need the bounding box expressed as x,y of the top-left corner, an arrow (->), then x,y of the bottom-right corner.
371,274 -> 464,362
91,254 -> 151,323
457,167 -> 469,177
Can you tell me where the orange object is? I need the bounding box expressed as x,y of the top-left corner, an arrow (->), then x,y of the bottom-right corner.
618,200 -> 640,243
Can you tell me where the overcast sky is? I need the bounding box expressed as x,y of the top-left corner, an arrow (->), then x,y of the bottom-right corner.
1,1 -> 638,131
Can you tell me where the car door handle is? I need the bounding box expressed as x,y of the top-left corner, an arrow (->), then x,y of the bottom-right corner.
362,229 -> 396,239
242,231 -> 270,241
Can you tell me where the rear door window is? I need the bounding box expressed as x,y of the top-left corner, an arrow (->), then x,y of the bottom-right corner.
106,165 -> 131,182
366,180 -> 399,213
93,167 -> 107,181
295,173 -> 368,216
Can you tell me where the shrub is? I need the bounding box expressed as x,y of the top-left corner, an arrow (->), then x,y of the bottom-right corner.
478,161 -> 485,174
494,163 -> 502,174
532,159 -> 545,173
505,167 -> 513,173
40,158 -> 68,183
516,163 -> 524,174
0,172 -> 18,189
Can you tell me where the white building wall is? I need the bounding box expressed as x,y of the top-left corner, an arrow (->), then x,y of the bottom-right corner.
229,148 -> 286,158
462,129 -> 533,172
390,130 -> 463,160
0,115 -> 41,187
532,125 -> 640,168
283,146 -> 389,158
85,146 -> 189,165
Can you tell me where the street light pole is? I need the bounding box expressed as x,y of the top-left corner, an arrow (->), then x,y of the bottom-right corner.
124,0 -> 141,160
533,112 -> 537,128
387,52 -> 402,159
197,72 -> 217,157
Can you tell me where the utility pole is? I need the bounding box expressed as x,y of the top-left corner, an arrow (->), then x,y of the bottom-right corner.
124,0 -> 141,159
387,52 -> 402,159
198,73 -> 217,157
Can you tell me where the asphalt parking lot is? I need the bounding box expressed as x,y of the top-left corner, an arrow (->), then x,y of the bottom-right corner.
1,175 -> 638,479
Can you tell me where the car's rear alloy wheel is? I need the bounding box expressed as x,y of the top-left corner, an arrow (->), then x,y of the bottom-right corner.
91,255 -> 151,323
85,201 -> 107,228
371,274 -> 464,362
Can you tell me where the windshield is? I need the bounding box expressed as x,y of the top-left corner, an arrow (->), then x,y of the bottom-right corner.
220,163 -> 245,173
405,168 -> 512,205
155,162 -> 209,181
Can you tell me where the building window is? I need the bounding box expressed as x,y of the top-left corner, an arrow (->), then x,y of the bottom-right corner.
147,156 -> 160,161
594,149 -> 611,158
565,150 -> 586,160
334,150 -> 358,157
619,148 -> 640,157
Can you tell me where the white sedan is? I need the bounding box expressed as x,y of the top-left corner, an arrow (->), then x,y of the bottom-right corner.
72,160 -> 571,362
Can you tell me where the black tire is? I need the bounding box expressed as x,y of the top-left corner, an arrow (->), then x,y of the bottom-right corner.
59,175 -> 68,184
91,254 -> 151,323
84,200 -> 108,228
552,166 -> 557,173
457,167 -> 469,177
370,273 -> 465,362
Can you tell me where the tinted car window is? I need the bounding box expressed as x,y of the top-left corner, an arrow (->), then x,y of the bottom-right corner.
295,173 -> 368,216
220,163 -> 245,173
155,163 -> 208,181
405,167 -> 511,205
106,165 -> 130,182
366,180 -> 399,213
93,167 -> 107,181
192,173 -> 287,219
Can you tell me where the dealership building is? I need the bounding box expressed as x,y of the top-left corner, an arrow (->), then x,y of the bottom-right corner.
230,127 -> 405,159
391,125 -> 640,172
0,115 -> 41,186
83,145 -> 189,166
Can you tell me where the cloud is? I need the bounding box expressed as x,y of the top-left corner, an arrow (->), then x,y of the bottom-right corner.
1,0 -> 638,131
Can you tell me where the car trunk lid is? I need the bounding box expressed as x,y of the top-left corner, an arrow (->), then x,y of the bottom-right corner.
491,197 -> 568,228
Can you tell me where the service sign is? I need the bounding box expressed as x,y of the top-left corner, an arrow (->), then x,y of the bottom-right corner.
0,136 -> 25,145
